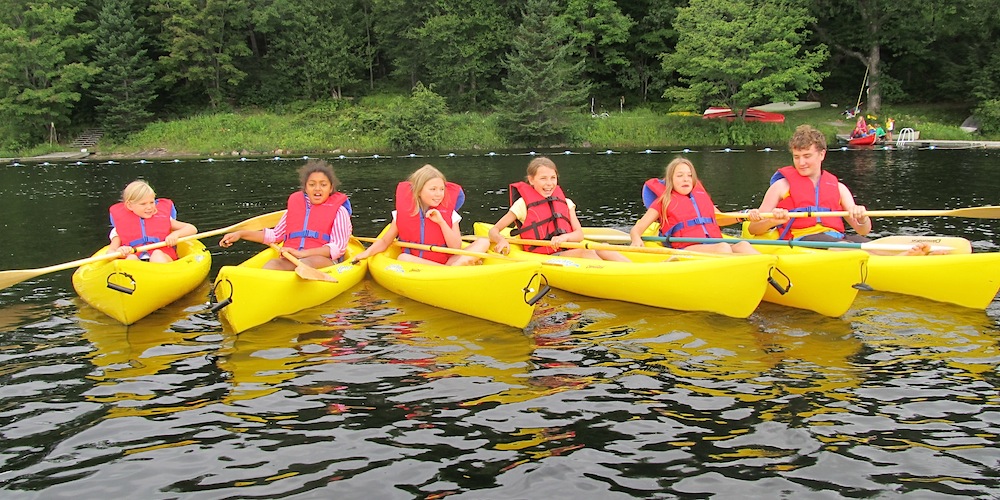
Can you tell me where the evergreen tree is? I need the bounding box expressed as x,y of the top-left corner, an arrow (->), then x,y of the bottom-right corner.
495,0 -> 590,145
92,0 -> 157,138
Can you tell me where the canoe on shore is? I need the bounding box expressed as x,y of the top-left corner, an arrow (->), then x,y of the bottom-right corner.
367,240 -> 547,329
211,238 -> 368,333
72,240 -> 211,325
476,223 -> 778,319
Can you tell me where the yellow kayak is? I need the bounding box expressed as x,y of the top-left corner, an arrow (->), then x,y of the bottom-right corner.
731,224 -> 999,309
633,223 -> 868,317
737,245 -> 869,317
477,223 -> 777,318
864,252 -> 1000,309
367,242 -> 547,329
211,238 -> 368,333
72,240 -> 211,325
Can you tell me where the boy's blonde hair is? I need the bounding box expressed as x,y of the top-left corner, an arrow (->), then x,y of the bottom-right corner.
789,124 -> 827,151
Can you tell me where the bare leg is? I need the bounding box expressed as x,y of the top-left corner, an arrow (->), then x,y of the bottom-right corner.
596,249 -> 631,262
263,258 -> 296,270
148,249 -> 175,263
447,237 -> 489,266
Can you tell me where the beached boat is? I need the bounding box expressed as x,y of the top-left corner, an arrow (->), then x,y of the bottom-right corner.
475,223 -> 778,319
211,238 -> 368,333
367,240 -> 548,329
836,133 -> 879,146
702,107 -> 786,123
72,240 -> 211,325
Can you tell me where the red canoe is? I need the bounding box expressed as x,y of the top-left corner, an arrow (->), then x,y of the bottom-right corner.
847,134 -> 878,146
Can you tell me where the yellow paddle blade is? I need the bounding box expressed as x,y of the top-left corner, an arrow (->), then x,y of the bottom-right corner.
268,244 -> 338,282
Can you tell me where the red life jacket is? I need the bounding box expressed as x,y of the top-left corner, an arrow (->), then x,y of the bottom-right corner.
395,181 -> 464,264
109,198 -> 179,260
645,178 -> 722,249
284,191 -> 350,250
773,166 -> 845,240
509,181 -> 573,255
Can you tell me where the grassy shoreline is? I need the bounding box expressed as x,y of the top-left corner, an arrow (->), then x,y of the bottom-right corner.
6,102 -> 989,160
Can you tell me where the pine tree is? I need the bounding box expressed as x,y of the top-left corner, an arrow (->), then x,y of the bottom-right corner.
92,0 -> 157,138
495,0 -> 591,145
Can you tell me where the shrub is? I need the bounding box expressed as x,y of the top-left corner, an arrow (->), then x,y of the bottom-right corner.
974,99 -> 1000,134
384,83 -> 449,152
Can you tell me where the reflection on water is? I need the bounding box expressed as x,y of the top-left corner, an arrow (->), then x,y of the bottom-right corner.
1,152 -> 998,497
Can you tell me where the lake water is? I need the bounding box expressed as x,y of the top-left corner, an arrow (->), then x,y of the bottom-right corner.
1,147 -> 998,498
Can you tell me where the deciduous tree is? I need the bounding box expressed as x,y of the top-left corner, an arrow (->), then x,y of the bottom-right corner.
662,0 -> 827,118
0,0 -> 98,146
152,0 -> 251,108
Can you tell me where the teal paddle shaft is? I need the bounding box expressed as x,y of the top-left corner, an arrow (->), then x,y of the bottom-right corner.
640,236 -> 947,252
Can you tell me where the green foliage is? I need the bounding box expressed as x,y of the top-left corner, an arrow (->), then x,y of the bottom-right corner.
384,83 -> 449,151
152,0 -> 251,108
251,1 -> 364,102
0,0 -> 98,145
495,0 -> 591,145
412,1 -> 516,108
663,0 -> 827,115
91,0 -> 157,139
973,100 -> 1000,134
563,0 -> 636,95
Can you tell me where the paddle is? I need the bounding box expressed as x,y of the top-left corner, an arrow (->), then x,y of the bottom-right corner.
0,210 -> 286,291
640,235 -> 969,253
355,237 -> 498,261
580,227 -> 971,254
268,244 -> 338,282
717,205 -> 1000,219
502,237 -> 726,258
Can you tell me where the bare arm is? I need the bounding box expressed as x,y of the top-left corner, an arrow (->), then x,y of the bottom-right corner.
630,208 -> 660,246
746,181 -> 791,235
427,209 -> 463,249
553,209 -> 586,244
488,211 -> 519,255
353,223 -> 399,262
166,219 -> 197,246
219,229 -> 266,247
838,183 -> 872,236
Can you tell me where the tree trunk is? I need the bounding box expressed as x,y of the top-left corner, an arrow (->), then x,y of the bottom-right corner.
866,45 -> 881,114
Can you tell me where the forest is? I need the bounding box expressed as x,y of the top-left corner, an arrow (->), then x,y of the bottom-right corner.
1,0 -> 998,151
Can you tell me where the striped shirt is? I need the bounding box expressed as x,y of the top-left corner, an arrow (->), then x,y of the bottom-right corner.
263,206 -> 352,260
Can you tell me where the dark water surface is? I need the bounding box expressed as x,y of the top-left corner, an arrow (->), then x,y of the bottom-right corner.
1,148 -> 998,498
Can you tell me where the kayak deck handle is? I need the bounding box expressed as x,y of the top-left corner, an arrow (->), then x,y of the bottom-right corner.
524,272 -> 551,306
767,267 -> 792,295
852,260 -> 874,291
106,272 -> 136,295
208,279 -> 233,313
